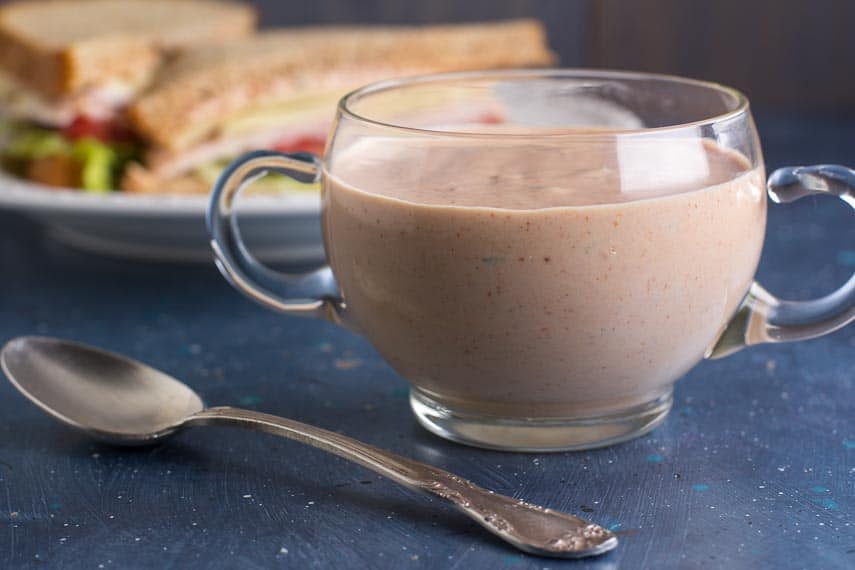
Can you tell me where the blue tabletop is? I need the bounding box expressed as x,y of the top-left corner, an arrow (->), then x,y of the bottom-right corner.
0,112 -> 852,569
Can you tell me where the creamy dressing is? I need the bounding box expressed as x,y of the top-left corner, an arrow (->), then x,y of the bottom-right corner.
322,136 -> 766,417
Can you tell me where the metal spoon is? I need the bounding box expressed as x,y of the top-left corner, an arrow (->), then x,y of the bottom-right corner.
0,336 -> 617,559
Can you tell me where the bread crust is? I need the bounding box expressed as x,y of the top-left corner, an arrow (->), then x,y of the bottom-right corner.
0,0 -> 257,99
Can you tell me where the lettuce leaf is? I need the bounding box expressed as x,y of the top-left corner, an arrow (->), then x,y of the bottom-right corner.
194,160 -> 319,193
72,139 -> 116,193
4,128 -> 71,159
1,125 -> 141,192
0,118 -> 12,139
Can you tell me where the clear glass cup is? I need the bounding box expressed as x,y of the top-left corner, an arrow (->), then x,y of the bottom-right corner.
208,70 -> 854,452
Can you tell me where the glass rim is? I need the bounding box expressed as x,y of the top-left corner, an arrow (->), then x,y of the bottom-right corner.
338,68 -> 750,138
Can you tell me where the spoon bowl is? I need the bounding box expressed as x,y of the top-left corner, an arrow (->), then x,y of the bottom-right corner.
1,336 -> 203,443
0,335 -> 618,559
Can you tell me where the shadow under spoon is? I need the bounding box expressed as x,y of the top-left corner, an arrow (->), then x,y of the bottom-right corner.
0,336 -> 618,559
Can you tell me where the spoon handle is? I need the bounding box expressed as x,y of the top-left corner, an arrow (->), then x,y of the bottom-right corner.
184,406 -> 617,558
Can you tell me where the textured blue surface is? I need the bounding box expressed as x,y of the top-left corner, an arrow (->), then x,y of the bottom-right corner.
0,112 -> 852,569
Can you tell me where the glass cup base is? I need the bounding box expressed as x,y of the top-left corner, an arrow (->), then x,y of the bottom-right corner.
410,387 -> 673,452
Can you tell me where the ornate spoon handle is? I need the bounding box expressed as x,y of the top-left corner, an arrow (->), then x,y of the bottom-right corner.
185,406 -> 617,558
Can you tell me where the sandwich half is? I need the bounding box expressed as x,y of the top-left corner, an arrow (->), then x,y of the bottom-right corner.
0,0 -> 256,191
123,20 -> 556,195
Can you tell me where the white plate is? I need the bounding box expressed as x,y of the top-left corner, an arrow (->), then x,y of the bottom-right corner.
0,171 -> 324,263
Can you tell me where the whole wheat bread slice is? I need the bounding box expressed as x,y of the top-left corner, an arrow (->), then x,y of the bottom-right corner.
129,20 -> 556,151
0,0 -> 257,99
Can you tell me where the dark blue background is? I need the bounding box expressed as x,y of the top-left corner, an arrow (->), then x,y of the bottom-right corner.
0,112 -> 852,569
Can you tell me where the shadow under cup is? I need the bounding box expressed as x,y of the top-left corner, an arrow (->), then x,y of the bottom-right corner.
209,70 -> 854,452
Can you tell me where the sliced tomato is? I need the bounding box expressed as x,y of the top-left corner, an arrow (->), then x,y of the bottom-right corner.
62,116 -> 133,143
477,112 -> 505,125
271,135 -> 327,156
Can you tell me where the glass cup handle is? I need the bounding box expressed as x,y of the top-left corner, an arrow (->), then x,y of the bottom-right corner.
207,150 -> 346,324
709,164 -> 855,358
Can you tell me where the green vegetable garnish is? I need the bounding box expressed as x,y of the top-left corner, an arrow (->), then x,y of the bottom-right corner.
72,138 -> 116,193
195,160 -> 319,192
4,128 -> 71,159
1,124 -> 142,191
